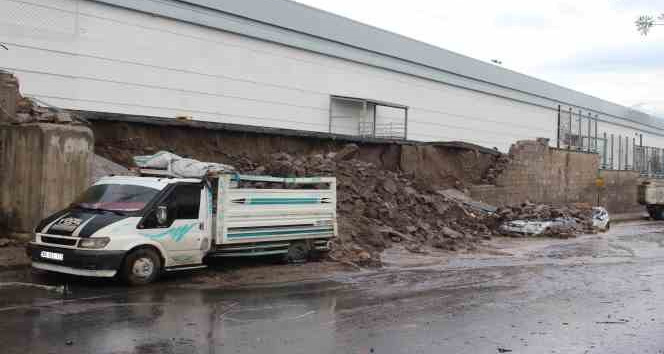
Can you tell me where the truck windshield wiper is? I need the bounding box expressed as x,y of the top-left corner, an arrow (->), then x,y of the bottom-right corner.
71,205 -> 125,216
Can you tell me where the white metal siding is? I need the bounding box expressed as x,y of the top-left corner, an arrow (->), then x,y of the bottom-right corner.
0,0 -> 662,152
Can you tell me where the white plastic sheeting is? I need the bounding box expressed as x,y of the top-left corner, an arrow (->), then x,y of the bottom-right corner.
133,151 -> 235,178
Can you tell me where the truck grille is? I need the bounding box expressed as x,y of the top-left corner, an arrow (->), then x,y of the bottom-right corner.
41,236 -> 77,246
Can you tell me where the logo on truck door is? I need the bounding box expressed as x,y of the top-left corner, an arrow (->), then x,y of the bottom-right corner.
140,223 -> 197,242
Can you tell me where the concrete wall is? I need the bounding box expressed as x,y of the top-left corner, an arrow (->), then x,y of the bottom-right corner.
3,0 -> 664,153
598,170 -> 642,213
0,124 -> 93,235
469,139 -> 641,213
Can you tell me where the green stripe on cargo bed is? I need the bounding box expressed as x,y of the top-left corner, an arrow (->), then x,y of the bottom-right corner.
227,227 -> 333,238
246,197 -> 320,205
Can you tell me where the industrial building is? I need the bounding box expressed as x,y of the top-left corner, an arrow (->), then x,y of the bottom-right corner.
2,0 -> 664,171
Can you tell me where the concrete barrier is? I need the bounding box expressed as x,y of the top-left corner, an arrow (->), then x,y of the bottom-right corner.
0,123 -> 93,238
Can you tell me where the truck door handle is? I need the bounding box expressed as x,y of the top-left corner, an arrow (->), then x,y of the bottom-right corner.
199,222 -> 204,230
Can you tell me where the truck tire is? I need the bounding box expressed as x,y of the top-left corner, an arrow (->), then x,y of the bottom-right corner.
284,241 -> 310,263
649,206 -> 664,220
120,248 -> 162,285
308,249 -> 328,262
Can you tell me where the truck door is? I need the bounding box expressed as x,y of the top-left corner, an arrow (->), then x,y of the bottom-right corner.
140,183 -> 206,266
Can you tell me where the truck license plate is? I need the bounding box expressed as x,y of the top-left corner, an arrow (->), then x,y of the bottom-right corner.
40,251 -> 63,261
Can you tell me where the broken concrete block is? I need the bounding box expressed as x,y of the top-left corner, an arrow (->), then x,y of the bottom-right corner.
334,143 -> 359,161
12,113 -> 35,124
55,111 -> 73,123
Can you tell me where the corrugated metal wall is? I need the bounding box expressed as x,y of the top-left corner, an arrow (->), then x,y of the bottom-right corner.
1,0 -> 663,152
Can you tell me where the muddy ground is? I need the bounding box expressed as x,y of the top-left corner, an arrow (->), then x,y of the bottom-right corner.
2,220 -> 664,354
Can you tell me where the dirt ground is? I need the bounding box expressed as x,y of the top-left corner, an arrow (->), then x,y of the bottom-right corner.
2,220 -> 663,354
0,238 -> 28,270
0,229 -> 610,288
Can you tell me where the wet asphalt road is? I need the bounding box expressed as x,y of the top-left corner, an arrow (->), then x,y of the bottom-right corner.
2,221 -> 664,353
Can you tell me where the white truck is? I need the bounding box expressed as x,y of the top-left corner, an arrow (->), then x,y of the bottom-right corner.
26,171 -> 337,285
639,179 -> 664,220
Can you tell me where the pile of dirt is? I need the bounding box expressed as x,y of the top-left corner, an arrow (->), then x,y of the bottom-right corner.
90,154 -> 135,184
229,144 -> 500,266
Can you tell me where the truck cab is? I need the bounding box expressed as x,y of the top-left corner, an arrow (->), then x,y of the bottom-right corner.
27,172 -> 337,285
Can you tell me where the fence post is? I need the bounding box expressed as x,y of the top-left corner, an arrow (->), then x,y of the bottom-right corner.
625,136 -> 629,170
568,107 -> 573,150
404,108 -> 408,140
610,134 -> 614,169
587,113 -> 592,152
633,137 -> 636,171
556,105 -> 561,149
641,134 -> 644,174
618,135 -> 622,170
594,115 -> 598,152
578,109 -> 582,150
603,132 -> 607,168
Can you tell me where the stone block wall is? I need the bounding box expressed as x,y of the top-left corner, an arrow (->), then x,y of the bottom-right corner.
469,138 -> 641,213
598,170 -> 641,213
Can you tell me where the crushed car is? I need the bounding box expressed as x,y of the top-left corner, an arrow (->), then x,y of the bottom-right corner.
499,207 -> 610,237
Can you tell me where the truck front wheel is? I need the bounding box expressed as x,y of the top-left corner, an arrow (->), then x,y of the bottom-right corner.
120,248 -> 162,285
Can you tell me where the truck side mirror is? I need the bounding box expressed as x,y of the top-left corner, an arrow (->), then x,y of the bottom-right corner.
156,205 -> 168,225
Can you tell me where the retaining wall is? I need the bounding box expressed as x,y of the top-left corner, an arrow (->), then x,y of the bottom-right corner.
469,139 -> 641,213
91,117 -> 641,214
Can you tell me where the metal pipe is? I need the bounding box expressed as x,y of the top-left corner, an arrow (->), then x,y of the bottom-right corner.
610,134 -> 614,169
618,135 -> 622,170
633,137 -> 636,171
568,107 -> 573,150
587,112 -> 592,152
372,103 -> 377,138
625,136 -> 629,169
328,96 -> 333,134
404,108 -> 409,140
603,132 -> 607,168
578,109 -> 582,150
556,105 -> 561,149
594,115 -> 598,152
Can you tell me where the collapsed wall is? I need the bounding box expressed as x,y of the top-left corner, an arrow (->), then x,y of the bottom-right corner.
89,117 -> 641,214
89,116 -> 501,189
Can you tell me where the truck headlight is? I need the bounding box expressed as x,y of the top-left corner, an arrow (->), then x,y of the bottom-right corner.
78,237 -> 110,249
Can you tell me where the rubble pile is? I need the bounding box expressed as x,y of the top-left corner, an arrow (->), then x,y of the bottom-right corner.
231,144 -> 500,266
98,139 -> 603,266
496,202 -> 596,238
481,154 -> 511,184
0,71 -> 85,125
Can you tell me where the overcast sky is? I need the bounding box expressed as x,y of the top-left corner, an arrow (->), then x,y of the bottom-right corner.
295,0 -> 664,118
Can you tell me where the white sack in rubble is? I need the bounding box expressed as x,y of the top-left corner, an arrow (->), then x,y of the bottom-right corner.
133,151 -> 235,178
133,151 -> 180,169
170,158 -> 235,178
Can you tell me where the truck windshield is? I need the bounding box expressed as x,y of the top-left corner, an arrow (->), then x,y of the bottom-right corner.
72,184 -> 160,212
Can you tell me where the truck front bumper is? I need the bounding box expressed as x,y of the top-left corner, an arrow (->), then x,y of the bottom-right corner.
26,243 -> 125,278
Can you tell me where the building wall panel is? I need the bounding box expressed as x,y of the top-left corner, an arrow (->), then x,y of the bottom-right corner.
0,0 -> 662,152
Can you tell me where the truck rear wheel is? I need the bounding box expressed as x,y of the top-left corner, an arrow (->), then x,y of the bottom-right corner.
120,248 -> 162,285
648,206 -> 664,220
284,241 -> 310,263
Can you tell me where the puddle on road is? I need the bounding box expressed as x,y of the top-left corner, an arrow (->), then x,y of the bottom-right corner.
617,232 -> 664,247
